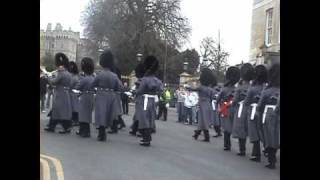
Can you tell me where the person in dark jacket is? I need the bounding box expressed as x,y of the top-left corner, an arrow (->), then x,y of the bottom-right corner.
75,57 -> 95,138
244,65 -> 268,162
121,82 -> 130,115
216,66 -> 240,151
232,63 -> 255,156
44,53 -> 73,134
257,63 -> 280,169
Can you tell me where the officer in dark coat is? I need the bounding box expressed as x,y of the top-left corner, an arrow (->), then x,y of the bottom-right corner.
217,66 -> 240,151
136,56 -> 163,146
129,63 -> 146,136
189,68 -> 216,142
257,63 -> 280,169
44,53 -> 73,134
211,85 -> 222,137
68,62 -> 80,126
232,63 -> 255,156
75,57 -> 95,138
244,65 -> 268,162
90,50 -> 123,141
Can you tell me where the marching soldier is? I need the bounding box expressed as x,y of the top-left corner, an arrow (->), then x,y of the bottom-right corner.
232,63 -> 255,156
189,68 -> 217,142
135,55 -> 163,146
217,66 -> 240,151
44,53 -> 72,134
74,57 -> 95,138
129,63 -> 146,136
244,64 -> 268,162
68,62 -> 80,126
211,84 -> 222,137
257,63 -> 280,169
90,50 -> 123,141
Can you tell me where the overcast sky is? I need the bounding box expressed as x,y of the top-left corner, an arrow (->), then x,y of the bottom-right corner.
40,0 -> 253,65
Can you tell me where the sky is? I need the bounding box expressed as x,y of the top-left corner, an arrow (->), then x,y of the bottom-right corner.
40,0 -> 253,66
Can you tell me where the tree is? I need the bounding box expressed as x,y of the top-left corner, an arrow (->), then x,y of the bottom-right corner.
200,36 -> 230,82
41,52 -> 55,72
81,0 -> 191,75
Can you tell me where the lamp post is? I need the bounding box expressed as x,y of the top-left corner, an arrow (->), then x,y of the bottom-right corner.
183,61 -> 188,72
136,53 -> 143,62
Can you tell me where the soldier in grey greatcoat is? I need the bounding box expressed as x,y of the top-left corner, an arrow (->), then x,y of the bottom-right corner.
244,65 -> 268,162
44,53 -> 72,134
211,85 -> 222,137
74,57 -> 95,138
216,66 -> 240,151
135,56 -> 163,146
189,68 -> 217,142
68,62 -> 80,126
129,63 -> 146,136
90,50 -> 123,141
257,63 -> 280,169
232,63 -> 255,156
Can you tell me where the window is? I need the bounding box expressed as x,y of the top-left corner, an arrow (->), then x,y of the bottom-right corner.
265,8 -> 273,46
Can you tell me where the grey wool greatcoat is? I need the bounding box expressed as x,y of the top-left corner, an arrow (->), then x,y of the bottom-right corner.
244,84 -> 264,142
135,76 -> 163,130
210,87 -> 221,127
189,86 -> 214,130
90,68 -> 123,127
70,74 -> 80,113
232,81 -> 251,139
75,75 -> 95,123
132,79 -> 143,123
257,87 -> 280,149
216,85 -> 236,133
49,68 -> 72,120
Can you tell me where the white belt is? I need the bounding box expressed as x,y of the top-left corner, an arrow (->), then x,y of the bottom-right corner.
143,94 -> 158,110
212,100 -> 216,110
262,105 -> 276,124
237,101 -> 244,118
250,103 -> 258,120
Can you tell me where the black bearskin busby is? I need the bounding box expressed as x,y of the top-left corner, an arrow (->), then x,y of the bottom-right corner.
224,66 -> 240,86
240,63 -> 255,82
252,64 -> 268,85
68,61 -> 79,74
143,55 -> 159,76
200,68 -> 217,87
81,57 -> 95,75
55,52 -> 69,68
134,63 -> 146,79
112,66 -> 122,80
268,63 -> 280,88
99,49 -> 114,68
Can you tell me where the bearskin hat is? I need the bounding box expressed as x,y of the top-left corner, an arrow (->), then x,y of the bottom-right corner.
110,65 -> 121,80
68,61 -> 79,74
268,63 -> 280,87
55,52 -> 69,68
252,64 -> 268,85
225,66 -> 240,86
81,57 -> 94,75
99,49 -> 114,68
200,68 -> 217,87
134,63 -> 146,79
240,63 -> 255,81
143,55 -> 159,75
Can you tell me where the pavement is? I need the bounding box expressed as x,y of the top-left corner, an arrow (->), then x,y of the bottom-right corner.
40,105 -> 280,180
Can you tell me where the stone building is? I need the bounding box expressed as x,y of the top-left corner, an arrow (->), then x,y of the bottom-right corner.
40,23 -> 80,62
249,0 -> 280,65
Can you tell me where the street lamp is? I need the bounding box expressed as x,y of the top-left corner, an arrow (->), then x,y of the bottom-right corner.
183,61 -> 188,72
136,53 -> 143,62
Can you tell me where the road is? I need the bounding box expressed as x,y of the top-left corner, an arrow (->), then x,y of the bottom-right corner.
40,104 -> 280,180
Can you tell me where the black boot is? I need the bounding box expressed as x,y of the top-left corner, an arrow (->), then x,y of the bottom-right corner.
76,122 -> 84,136
97,126 -> 106,141
193,130 -> 201,140
59,120 -> 71,134
139,129 -> 150,146
44,118 -> 58,132
202,130 -> 210,142
213,126 -> 222,137
250,141 -> 261,162
265,148 -> 277,169
108,120 -> 118,134
237,138 -> 246,156
129,121 -> 138,136
224,132 -> 231,151
118,116 -> 126,130
81,123 -> 91,138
